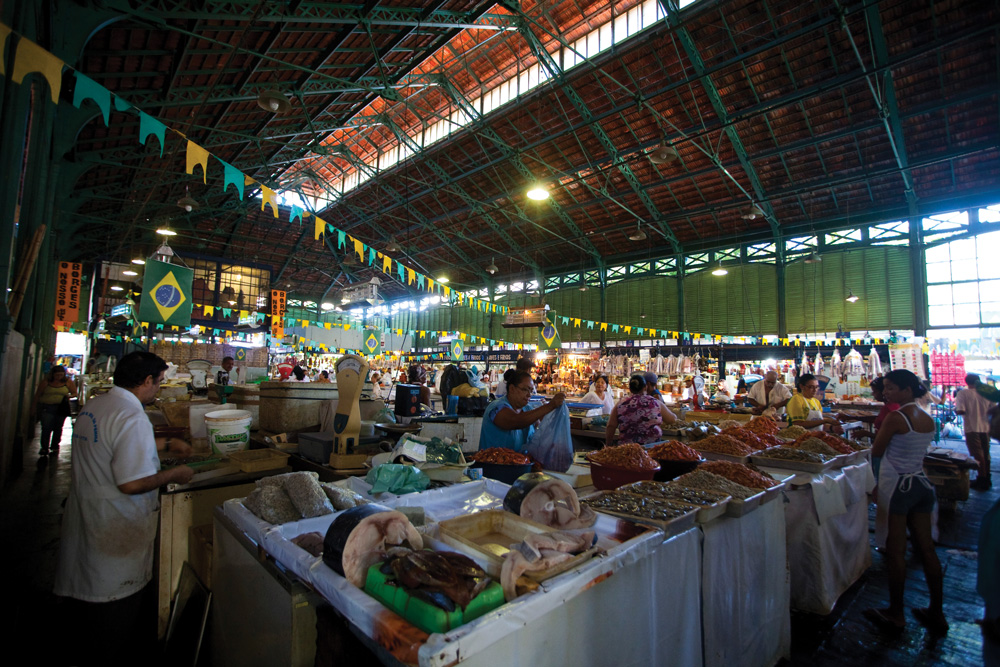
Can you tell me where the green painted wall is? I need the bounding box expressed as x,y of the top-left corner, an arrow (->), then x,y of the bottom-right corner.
685,263 -> 778,336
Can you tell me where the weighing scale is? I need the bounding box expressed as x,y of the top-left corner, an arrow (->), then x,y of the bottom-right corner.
187,359 -> 212,395
331,354 -> 370,469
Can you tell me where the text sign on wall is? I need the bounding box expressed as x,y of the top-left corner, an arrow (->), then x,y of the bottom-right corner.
270,289 -> 287,338
55,261 -> 83,326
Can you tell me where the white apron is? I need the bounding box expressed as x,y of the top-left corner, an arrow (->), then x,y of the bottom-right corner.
873,403 -> 938,548
806,406 -> 825,431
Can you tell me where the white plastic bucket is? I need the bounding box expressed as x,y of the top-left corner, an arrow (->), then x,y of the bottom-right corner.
205,409 -> 252,456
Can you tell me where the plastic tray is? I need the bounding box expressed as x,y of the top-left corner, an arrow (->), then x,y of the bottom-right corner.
760,480 -> 785,505
749,454 -> 836,474
228,448 -> 290,472
617,481 -> 729,524
723,488 -> 766,517
437,510 -> 597,582
583,492 -> 699,537
588,459 -> 659,490
363,561 -> 504,635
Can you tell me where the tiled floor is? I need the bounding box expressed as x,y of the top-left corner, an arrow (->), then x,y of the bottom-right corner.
1,421 -> 997,666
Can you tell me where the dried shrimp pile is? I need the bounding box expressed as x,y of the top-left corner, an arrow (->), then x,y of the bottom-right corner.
673,470 -> 758,500
699,461 -> 778,489
693,434 -> 753,457
754,447 -> 831,463
648,441 -> 702,462
587,443 -> 660,471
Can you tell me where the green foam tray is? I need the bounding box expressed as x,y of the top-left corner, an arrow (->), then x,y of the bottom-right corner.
363,561 -> 504,635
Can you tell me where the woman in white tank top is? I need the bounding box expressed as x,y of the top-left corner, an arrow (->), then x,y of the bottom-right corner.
864,369 -> 948,636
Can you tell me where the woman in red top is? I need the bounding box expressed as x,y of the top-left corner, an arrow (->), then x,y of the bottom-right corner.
871,377 -> 901,431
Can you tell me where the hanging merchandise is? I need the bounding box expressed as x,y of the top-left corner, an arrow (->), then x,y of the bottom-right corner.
813,352 -> 824,376
830,349 -> 843,378
844,348 -> 865,376
868,348 -> 882,377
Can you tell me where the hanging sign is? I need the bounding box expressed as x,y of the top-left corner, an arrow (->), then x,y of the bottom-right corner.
364,330 -> 381,356
450,339 -> 464,362
270,289 -> 286,339
54,261 -> 83,327
138,260 -> 193,327
538,311 -> 561,351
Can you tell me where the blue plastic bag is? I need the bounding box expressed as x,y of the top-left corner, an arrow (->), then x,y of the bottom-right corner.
527,403 -> 573,472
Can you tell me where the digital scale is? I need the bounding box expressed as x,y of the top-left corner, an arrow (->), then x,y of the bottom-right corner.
330,354 -> 370,469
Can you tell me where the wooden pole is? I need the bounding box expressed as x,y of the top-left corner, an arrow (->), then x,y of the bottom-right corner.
6,223 -> 46,321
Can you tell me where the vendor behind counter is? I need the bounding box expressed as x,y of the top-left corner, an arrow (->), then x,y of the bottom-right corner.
479,369 -> 565,453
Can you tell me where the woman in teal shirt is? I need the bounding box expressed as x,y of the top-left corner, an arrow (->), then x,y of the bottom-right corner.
479,370 -> 565,453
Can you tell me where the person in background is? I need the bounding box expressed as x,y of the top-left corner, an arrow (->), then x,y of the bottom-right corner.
857,377 -> 900,440
747,370 -> 792,416
216,356 -> 237,385
480,369 -> 565,452
581,374 -> 615,415
314,370 -> 331,383
285,365 -> 309,382
495,357 -> 535,398
714,380 -> 733,401
606,374 -> 677,446
54,351 -> 194,666
787,373 -> 843,433
864,369 -> 946,636
408,364 -> 432,409
643,371 -> 665,403
955,373 -> 994,490
33,365 -> 78,456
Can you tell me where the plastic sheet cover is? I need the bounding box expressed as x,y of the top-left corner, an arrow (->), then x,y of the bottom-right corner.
781,463 -> 873,615
225,481 -> 704,667
700,499 -> 791,667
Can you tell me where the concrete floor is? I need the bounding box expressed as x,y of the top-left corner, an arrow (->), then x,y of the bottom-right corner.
1,419 -> 997,666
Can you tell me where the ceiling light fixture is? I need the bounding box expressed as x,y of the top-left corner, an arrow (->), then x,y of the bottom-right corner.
803,251 -> 822,264
156,227 -> 177,236
110,285 -> 124,292
123,270 -> 138,277
648,141 -> 679,165
485,258 -> 498,275
712,261 -> 728,276
131,258 -> 145,265
742,204 -> 765,220
385,237 -> 401,253
438,276 -> 449,284
628,223 -> 647,241
846,290 -> 860,303
256,89 -> 291,114
526,186 -> 549,201
177,186 -> 199,212
579,285 -> 588,292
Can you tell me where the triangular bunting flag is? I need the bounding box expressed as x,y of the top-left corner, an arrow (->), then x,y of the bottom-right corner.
12,37 -> 64,103
260,185 -> 279,217
185,140 -> 209,183
138,111 -> 166,156
314,216 -> 325,240
72,72 -> 111,125
290,205 -> 304,225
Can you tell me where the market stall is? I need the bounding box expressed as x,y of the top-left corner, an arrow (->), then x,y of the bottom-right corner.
214,479 -> 705,667
764,461 -> 875,615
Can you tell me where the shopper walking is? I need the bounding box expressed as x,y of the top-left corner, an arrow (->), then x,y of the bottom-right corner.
32,365 -> 77,455
955,373 -> 994,490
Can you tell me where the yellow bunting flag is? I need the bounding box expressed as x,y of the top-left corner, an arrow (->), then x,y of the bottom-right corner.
204,305 -> 214,316
260,185 -> 279,217
239,310 -> 248,320
185,141 -> 209,183
427,278 -> 435,293
314,215 -> 325,240
406,268 -> 415,285
353,237 -> 365,263
625,326 -> 631,334
443,286 -> 450,299
574,318 -> 581,327
12,37 -> 63,103
324,323 -> 331,330
600,322 -> 607,331
382,254 -> 392,273
0,24 -> 10,75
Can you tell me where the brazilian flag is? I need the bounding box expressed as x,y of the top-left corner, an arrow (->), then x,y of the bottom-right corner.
138,260 -> 194,327
363,329 -> 381,356
450,338 -> 464,362
538,312 -> 560,350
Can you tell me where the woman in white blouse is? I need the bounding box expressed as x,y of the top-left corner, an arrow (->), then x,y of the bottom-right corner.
581,374 -> 615,415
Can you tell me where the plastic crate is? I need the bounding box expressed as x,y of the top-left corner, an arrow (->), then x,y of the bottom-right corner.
588,459 -> 659,490
228,448 -> 290,472
363,561 -> 504,634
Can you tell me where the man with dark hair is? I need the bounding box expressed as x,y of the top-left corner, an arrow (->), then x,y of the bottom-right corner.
217,355 -> 236,385
54,351 -> 194,665
955,372 -> 993,490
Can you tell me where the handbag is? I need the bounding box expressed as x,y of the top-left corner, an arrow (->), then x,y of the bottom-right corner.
58,395 -> 72,418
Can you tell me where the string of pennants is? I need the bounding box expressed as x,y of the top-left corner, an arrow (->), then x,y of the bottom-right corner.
0,24 -> 507,315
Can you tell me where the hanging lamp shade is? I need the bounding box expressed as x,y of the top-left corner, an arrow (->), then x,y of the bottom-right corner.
742,204 -> 765,220
649,142 -> 679,165
256,89 -> 291,114
803,251 -> 822,264
385,237 -> 401,253
628,223 -> 647,241
177,186 -> 199,212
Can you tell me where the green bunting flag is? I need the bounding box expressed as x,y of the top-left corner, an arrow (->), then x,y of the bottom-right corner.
138,260 -> 193,327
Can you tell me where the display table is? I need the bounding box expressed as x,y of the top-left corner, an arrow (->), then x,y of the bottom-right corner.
700,498 -> 791,667
761,461 -> 875,615
217,480 -> 705,667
